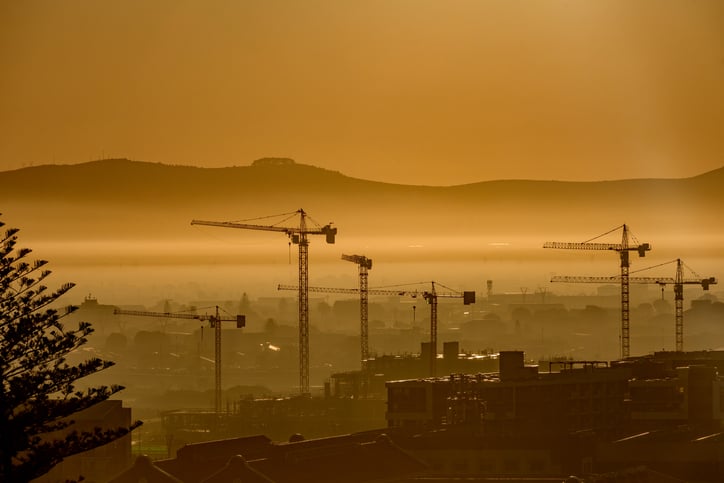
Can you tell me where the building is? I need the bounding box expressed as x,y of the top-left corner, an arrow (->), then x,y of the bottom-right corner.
595,428 -> 724,481
162,396 -> 387,455
110,432 -> 426,483
386,351 -> 631,440
384,350 -> 724,481
33,400 -> 134,483
618,352 -> 724,431
330,341 -> 498,398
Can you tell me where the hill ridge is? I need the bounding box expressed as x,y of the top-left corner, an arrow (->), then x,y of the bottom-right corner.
4,158 -> 721,187
0,158 -> 721,261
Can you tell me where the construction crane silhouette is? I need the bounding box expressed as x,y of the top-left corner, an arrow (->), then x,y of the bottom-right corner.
278,281 -> 474,376
544,224 -> 651,358
341,254 -> 373,363
113,306 -> 245,412
191,209 -> 337,394
423,282 -> 476,376
551,258 -> 716,353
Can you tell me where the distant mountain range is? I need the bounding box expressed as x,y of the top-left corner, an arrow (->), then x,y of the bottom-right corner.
1,158 -> 723,257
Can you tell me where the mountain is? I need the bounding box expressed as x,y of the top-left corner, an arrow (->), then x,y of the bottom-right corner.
1,158 -> 723,264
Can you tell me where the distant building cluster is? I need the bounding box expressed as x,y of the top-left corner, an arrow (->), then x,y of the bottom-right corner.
51,290 -> 724,481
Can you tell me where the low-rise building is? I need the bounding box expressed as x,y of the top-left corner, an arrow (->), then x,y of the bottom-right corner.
386,351 -> 631,440
384,350 -> 724,481
620,353 -> 724,430
111,432 -> 427,483
330,341 -> 498,398
33,400 -> 134,483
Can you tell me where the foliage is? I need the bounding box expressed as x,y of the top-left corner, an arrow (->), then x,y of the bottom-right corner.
0,217 -> 140,481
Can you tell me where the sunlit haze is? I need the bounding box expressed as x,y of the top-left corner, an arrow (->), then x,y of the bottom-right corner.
3,4 -> 724,479
2,1 -> 723,185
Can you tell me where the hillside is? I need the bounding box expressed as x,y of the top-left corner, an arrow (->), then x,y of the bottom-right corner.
1,159 -> 722,262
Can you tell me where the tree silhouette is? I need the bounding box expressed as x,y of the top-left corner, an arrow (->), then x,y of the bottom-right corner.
0,217 -> 140,481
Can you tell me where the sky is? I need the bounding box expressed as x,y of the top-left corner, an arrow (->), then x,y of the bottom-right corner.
1,0 -> 723,186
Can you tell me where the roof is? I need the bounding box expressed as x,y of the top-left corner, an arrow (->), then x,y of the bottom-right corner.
176,435 -> 273,461
249,434 -> 426,483
612,428 -> 724,445
108,455 -> 183,483
200,455 -> 275,483
72,399 -> 128,421
155,435 -> 273,482
153,431 -> 425,483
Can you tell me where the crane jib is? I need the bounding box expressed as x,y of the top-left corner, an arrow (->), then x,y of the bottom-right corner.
191,220 -> 336,243
543,242 -> 651,254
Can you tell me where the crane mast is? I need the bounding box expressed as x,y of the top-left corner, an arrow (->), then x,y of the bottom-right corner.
425,283 -> 438,376
545,224 -> 650,358
674,259 -> 684,352
192,209 -> 336,394
298,214 -> 310,395
341,254 -> 373,365
552,258 -> 716,353
113,307 -> 245,412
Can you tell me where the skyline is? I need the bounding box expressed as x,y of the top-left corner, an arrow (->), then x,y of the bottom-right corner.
2,1 -> 723,185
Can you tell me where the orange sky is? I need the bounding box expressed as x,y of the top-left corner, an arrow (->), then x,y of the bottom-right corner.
1,0 -> 723,185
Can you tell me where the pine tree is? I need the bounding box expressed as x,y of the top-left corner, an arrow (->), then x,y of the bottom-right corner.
0,217 -> 140,481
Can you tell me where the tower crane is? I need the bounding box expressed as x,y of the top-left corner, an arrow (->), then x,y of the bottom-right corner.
341,254 -> 373,363
278,282 -> 474,376
544,224 -> 651,358
191,209 -> 337,394
422,282 -> 476,376
113,306 -> 245,412
551,258 -> 716,353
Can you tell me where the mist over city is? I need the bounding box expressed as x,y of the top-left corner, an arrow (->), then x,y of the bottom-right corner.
2,1 -> 724,482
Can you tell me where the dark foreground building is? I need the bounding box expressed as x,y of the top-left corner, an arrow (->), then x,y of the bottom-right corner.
111,350 -> 724,482
110,432 -> 426,483
32,400 -> 133,483
384,350 -> 724,481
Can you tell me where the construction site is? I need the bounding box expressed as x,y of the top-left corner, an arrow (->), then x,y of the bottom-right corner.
30,211 -> 722,483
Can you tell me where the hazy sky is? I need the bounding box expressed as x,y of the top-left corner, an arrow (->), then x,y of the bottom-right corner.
2,1 -> 723,185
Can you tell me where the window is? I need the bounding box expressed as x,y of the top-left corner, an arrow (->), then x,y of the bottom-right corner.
452,460 -> 468,473
503,459 -> 519,473
428,459 -> 443,472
